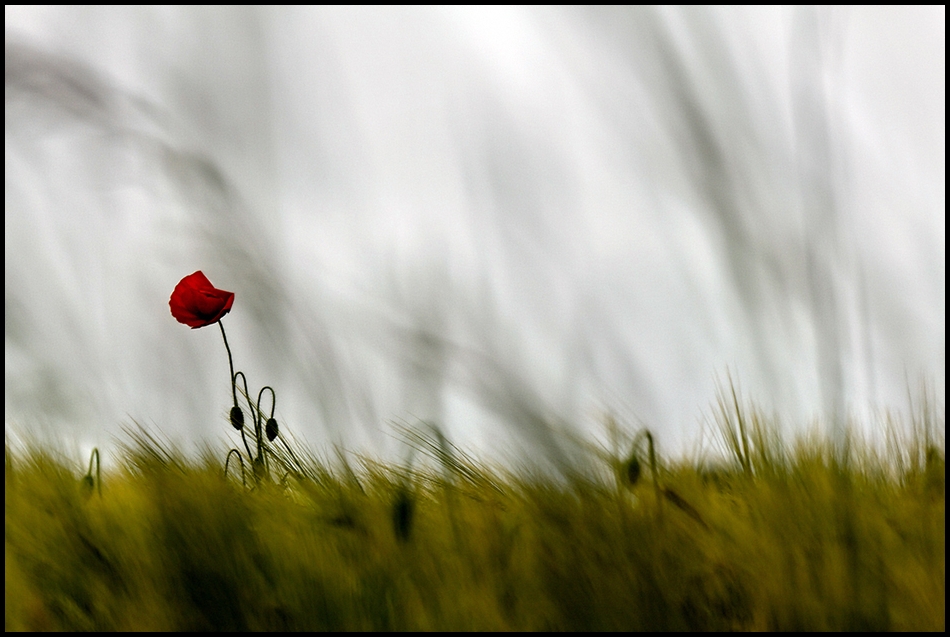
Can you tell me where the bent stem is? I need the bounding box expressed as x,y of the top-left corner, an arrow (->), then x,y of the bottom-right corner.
84,447 -> 101,497
255,386 -> 276,471
232,372 -> 254,463
224,448 -> 247,487
644,430 -> 662,522
625,430 -> 663,521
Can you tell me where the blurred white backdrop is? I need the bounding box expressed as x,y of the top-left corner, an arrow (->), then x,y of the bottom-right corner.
5,7 -> 944,468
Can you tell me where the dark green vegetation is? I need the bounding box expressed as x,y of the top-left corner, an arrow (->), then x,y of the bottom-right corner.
5,389 -> 944,631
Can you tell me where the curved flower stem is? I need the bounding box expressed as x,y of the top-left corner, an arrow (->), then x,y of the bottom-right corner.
233,371 -> 254,462
218,320 -> 238,408
224,449 -> 247,487
629,430 -> 662,521
257,386 -> 276,421
256,386 -> 276,471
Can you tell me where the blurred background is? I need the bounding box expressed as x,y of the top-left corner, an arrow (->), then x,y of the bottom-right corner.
5,7 -> 945,469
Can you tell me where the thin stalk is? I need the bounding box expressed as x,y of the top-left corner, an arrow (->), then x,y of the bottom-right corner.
87,447 -> 101,497
644,431 -> 662,521
219,320 -> 238,408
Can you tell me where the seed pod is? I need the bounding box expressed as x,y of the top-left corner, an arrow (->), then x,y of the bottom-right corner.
230,406 -> 245,430
266,417 -> 279,441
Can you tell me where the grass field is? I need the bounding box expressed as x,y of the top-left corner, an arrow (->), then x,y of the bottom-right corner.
5,385 -> 944,631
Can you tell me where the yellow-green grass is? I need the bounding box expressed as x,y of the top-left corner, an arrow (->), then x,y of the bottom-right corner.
5,391 -> 944,630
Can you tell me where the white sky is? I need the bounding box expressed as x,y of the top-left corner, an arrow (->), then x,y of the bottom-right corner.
5,7 -> 945,469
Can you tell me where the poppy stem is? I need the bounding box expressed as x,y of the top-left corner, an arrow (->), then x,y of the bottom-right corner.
233,372 -> 254,461
644,430 -> 663,522
219,320 -> 238,407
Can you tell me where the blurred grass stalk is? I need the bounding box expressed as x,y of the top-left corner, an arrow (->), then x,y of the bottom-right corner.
5,382 -> 944,631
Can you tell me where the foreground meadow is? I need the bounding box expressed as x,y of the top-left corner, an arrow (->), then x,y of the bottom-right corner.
5,394 -> 944,631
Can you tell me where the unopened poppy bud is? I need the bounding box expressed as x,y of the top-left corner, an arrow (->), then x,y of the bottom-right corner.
230,406 -> 245,430
266,417 -> 279,441
81,475 -> 95,498
625,455 -> 641,486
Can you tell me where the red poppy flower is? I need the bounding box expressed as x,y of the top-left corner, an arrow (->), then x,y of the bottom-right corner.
169,271 -> 235,328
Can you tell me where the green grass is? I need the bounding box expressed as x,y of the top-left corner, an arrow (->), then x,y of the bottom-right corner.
5,386 -> 944,631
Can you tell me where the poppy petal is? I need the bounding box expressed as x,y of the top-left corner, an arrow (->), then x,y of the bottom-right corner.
170,271 -> 235,328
